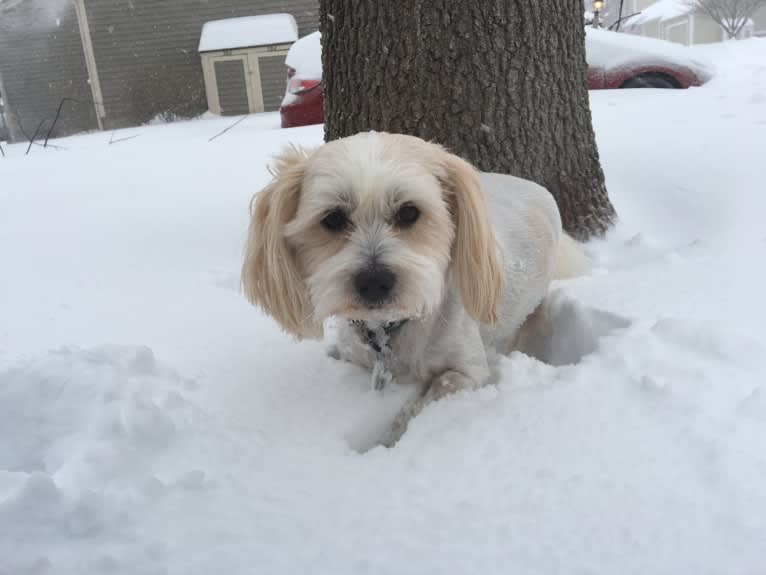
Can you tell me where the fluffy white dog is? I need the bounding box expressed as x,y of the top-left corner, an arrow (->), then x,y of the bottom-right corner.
242,131 -> 584,444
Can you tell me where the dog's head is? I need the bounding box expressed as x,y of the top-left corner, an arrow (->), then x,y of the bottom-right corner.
242,132 -> 502,339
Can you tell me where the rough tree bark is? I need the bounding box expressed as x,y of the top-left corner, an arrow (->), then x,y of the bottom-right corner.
320,1 -> 616,239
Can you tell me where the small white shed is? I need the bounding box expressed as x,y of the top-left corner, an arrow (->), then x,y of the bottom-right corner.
198,14 -> 298,116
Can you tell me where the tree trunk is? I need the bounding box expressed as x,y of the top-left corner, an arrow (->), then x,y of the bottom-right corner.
319,1 -> 616,239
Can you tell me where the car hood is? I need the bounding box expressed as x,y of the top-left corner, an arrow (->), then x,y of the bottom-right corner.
585,29 -> 713,81
286,30 -> 322,80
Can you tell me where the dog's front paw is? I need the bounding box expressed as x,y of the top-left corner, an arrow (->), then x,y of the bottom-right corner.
381,370 -> 478,448
371,359 -> 393,391
381,398 -> 422,447
382,411 -> 410,448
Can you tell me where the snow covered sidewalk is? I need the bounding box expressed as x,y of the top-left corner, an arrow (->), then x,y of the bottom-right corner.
1,40 -> 765,574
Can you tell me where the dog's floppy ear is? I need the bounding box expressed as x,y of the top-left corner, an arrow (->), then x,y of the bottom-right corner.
242,146 -> 322,339
440,151 -> 502,324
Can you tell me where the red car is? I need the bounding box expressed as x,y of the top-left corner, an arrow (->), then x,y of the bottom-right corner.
280,29 -> 711,129
585,28 -> 710,89
280,31 -> 323,129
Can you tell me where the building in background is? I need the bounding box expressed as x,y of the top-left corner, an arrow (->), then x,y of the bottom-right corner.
198,14 -> 297,117
618,0 -> 766,45
0,0 -> 318,142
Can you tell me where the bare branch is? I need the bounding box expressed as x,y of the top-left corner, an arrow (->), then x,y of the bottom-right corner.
9,112 -> 62,153
25,119 -> 48,155
208,115 -> 248,142
13,96 -> 102,153
44,97 -> 102,147
609,11 -> 642,30
32,141 -> 66,151
108,134 -> 140,145
686,0 -> 766,38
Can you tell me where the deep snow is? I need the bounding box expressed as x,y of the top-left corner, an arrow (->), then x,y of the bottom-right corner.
1,39 -> 765,575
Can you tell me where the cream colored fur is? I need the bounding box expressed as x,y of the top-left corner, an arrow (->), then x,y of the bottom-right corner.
440,153 -> 503,325
241,145 -> 322,338
242,132 -> 586,445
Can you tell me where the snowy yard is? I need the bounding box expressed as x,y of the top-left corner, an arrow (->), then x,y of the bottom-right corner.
1,39 -> 765,574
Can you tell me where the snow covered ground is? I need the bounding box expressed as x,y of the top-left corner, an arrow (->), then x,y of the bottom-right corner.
1,39 -> 765,575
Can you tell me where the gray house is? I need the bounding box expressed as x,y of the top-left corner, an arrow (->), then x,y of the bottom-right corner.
622,0 -> 766,44
0,0 -> 318,142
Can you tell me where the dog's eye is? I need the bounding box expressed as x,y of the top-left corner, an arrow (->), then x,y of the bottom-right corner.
395,203 -> 420,228
321,209 -> 349,232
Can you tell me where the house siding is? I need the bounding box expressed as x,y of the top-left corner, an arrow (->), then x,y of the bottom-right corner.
664,16 -> 690,44
0,0 -> 98,142
258,53 -> 290,112
0,0 -> 318,141
753,5 -> 766,36
691,17 -> 722,44
83,0 -> 319,129
626,1 -> 766,44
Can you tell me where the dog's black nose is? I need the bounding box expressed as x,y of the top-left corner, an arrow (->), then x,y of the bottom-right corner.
354,267 -> 396,304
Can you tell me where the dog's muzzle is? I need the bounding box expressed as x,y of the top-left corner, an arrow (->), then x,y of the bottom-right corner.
353,265 -> 396,307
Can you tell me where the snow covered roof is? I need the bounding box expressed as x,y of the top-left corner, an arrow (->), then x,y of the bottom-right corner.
628,0 -> 693,27
198,14 -> 298,52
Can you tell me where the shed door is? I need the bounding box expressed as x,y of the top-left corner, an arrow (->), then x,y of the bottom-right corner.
256,53 -> 289,112
214,58 -> 251,116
